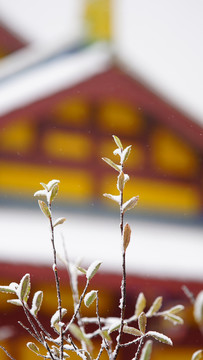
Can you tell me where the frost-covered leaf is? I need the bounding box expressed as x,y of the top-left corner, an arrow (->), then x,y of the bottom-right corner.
86,260 -> 102,280
146,296 -> 162,317
121,145 -> 132,163
139,340 -> 152,360
53,217 -> 66,227
27,342 -> 40,354
124,174 -> 130,183
51,346 -> 60,358
123,223 -> 131,252
46,179 -> 60,192
38,200 -> 51,219
138,312 -> 147,334
113,148 -> 121,157
0,282 -> 18,294
123,325 -> 142,337
77,266 -> 87,275
34,190 -> 47,198
7,299 -> 22,306
16,274 -> 30,302
102,157 -> 121,172
103,193 -> 121,204
108,320 -> 121,334
49,183 -> 59,203
167,304 -> 184,314
194,291 -> 203,325
40,182 -> 48,190
117,171 -> 125,192
123,196 -> 139,212
84,290 -> 97,308
30,291 -> 43,317
69,324 -> 92,349
164,313 -> 184,325
112,135 -> 123,150
135,292 -> 146,318
51,308 -> 67,329
101,330 -> 111,342
147,331 -> 173,346
192,350 -> 203,360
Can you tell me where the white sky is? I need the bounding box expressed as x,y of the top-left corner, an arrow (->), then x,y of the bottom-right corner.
0,0 -> 202,122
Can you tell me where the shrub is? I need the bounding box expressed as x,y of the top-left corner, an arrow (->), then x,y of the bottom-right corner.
0,135 -> 202,360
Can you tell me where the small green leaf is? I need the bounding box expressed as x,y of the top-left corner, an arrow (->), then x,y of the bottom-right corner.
147,331 -> 173,346
101,330 -> 111,342
123,325 -> 142,337
102,157 -> 121,172
139,340 -> 153,360
103,193 -> 121,204
30,291 -> 43,317
123,223 -> 131,252
164,313 -> 184,325
49,183 -> 59,203
108,321 -> 121,334
121,145 -> 132,163
46,179 -> 60,192
123,196 -> 139,212
194,291 -> 203,325
86,260 -> 102,280
0,283 -> 18,294
192,350 -> 203,360
7,299 -> 22,306
117,171 -> 125,192
146,296 -> 162,317
34,190 -> 47,197
53,217 -> 66,227
17,274 -> 30,302
38,200 -> 51,219
138,312 -> 147,334
84,290 -> 97,308
51,308 -> 67,329
40,182 -> 48,191
135,292 -> 146,318
167,304 -> 184,314
51,346 -> 60,358
77,266 -> 87,275
112,135 -> 123,150
69,324 -> 92,349
27,342 -> 40,354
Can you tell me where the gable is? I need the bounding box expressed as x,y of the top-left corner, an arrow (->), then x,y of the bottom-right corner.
0,66 -> 202,221
0,23 -> 27,59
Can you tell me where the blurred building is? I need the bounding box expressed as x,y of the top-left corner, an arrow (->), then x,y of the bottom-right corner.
0,2 -> 202,359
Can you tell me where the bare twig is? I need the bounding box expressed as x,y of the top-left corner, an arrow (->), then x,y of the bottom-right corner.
18,321 -> 40,343
113,159 -> 127,360
0,345 -> 16,360
134,337 -> 144,360
48,204 -> 64,360
63,279 -> 90,334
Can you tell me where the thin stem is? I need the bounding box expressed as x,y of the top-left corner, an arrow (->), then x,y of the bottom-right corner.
113,162 -> 127,360
41,332 -> 55,360
95,344 -> 105,360
63,279 -> 90,334
18,321 -> 40,343
62,239 -> 87,351
119,336 -> 144,348
134,337 -> 144,360
22,302 -> 42,342
48,204 -> 64,360
0,345 -> 16,360
96,293 -> 111,357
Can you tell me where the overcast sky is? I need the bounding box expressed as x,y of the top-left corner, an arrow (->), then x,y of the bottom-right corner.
0,0 -> 202,123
